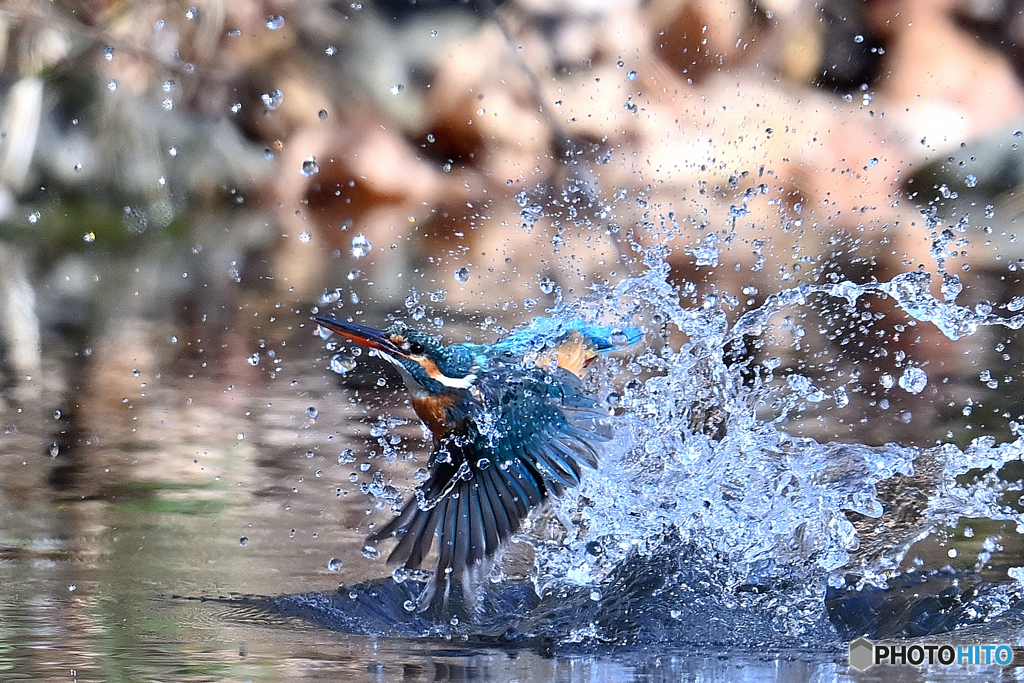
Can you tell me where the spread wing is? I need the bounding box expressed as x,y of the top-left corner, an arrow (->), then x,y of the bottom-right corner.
367,366 -> 608,609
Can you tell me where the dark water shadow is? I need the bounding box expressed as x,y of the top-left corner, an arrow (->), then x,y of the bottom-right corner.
179,533 -> 1024,658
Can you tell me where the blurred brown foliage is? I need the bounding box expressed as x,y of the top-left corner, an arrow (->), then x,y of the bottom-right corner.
2,0 -> 1024,380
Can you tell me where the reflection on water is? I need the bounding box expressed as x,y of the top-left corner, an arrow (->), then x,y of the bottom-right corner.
0,318 -> 850,682
2,266 -> 1024,681
1,322 -> 402,681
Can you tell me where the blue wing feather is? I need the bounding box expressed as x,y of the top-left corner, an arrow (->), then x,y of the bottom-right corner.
368,342 -> 621,611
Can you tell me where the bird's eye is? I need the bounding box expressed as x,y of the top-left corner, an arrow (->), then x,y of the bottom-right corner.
407,341 -> 425,355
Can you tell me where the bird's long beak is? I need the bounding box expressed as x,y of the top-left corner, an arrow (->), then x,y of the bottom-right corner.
312,316 -> 408,358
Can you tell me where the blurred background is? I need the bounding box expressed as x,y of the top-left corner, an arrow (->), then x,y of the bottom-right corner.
4,0 -> 1024,679
4,0 -> 1024,385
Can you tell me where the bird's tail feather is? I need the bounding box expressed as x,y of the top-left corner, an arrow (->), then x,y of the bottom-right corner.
368,458 -> 542,612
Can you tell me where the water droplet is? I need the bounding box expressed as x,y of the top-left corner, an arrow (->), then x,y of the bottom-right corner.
389,84 -> 404,95
590,590 -> 602,601
330,353 -> 357,374
867,158 -> 878,168
327,557 -> 342,571
609,329 -> 631,346
103,45 -> 114,61
261,89 -> 284,110
185,6 -> 198,20
248,353 -> 259,366
454,267 -> 470,283
83,232 -> 95,243
351,235 -> 371,258
338,449 -> 355,464
49,443 -> 59,458
239,536 -> 249,547
898,366 -> 928,394
318,109 -> 328,121
626,70 -> 637,80
941,273 -> 963,301
266,15 -> 284,29
403,600 -> 417,611
362,545 -> 381,559
833,386 -> 850,408
301,158 -> 319,177
306,406 -> 318,419
965,174 -> 977,188
53,409 -> 61,420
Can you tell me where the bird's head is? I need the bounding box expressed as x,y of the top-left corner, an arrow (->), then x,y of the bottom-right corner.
314,316 -> 477,393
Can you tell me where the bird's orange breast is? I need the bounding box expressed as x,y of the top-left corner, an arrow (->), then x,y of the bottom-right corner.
410,392 -> 458,435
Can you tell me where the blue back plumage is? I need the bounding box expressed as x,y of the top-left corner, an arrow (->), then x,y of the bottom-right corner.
487,317 -> 643,358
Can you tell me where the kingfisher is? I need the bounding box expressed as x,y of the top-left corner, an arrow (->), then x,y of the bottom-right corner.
313,313 -> 641,610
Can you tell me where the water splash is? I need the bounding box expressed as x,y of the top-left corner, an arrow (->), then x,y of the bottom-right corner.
509,260 -> 1024,645
287,255 -> 1024,647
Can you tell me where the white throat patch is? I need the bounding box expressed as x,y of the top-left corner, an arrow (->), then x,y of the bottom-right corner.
372,349 -> 476,390
433,373 -> 477,389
